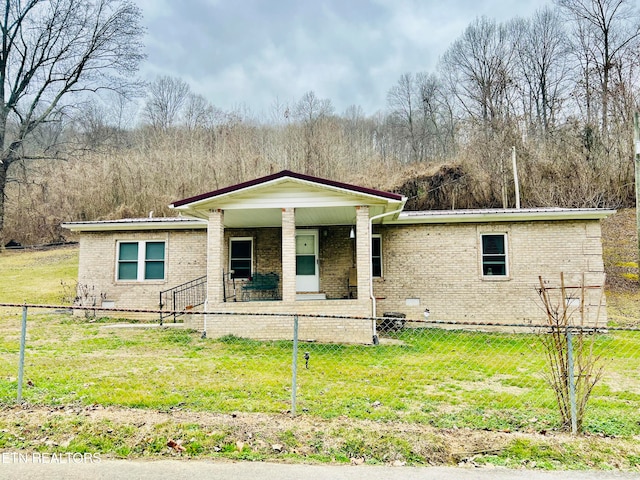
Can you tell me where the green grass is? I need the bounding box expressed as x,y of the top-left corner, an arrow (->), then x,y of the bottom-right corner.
1,313 -> 639,437
2,245 -> 640,468
0,246 -> 78,304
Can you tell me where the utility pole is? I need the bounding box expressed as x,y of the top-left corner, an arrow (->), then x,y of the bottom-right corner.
634,112 -> 640,284
512,146 -> 521,209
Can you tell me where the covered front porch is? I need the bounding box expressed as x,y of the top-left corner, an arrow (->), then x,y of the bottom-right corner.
207,206 -> 373,310
203,206 -> 379,344
215,213 -> 373,298
169,170 -> 406,343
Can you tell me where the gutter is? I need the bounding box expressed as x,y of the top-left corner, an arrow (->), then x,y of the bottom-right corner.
390,208 -> 616,224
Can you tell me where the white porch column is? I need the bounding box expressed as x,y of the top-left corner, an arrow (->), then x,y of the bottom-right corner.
207,209 -> 225,304
281,208 -> 296,302
355,205 -> 371,303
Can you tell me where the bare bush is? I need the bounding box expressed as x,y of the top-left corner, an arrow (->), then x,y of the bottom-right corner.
537,273 -> 606,433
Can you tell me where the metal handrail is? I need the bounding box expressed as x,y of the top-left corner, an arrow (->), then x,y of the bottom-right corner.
159,275 -> 207,324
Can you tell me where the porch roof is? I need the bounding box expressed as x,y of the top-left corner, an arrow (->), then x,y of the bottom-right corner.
170,170 -> 407,227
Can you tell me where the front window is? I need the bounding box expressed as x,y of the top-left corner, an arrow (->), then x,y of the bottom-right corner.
372,234 -> 382,277
144,242 -> 166,280
230,238 -> 252,279
117,241 -> 165,281
481,234 -> 507,276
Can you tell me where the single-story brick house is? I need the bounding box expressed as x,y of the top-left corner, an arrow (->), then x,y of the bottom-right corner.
62,170 -> 613,343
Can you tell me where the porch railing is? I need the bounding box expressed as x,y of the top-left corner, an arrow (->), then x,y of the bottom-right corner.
159,275 -> 207,324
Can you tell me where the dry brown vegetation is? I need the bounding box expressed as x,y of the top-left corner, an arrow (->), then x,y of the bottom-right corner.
2,1 -> 639,246
3,119 -> 636,246
3,403 -> 640,469
601,209 -> 640,326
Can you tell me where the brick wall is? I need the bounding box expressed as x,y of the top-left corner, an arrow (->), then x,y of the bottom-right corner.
75,217 -> 607,335
224,227 -> 282,282
319,226 -> 353,299
77,229 -> 207,317
184,300 -> 373,344
373,220 -> 607,327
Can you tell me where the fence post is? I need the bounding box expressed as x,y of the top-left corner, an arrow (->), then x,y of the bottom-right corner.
566,328 -> 578,435
291,315 -> 299,417
173,291 -> 177,323
17,304 -> 27,403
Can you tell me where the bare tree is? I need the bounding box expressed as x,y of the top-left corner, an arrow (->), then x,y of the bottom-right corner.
387,73 -> 422,163
556,0 -> 640,133
387,72 -> 453,162
141,75 -> 191,130
183,93 -> 216,131
0,0 -> 145,242
512,7 -> 571,134
440,16 -> 517,128
293,90 -> 334,175
74,91 -> 136,149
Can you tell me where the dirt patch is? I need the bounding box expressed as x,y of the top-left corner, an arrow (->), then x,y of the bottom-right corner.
3,403 -> 635,468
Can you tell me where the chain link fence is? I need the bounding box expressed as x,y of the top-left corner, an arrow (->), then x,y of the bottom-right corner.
1,303 -> 639,436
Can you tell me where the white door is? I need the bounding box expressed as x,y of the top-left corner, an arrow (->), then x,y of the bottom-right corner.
296,229 -> 319,292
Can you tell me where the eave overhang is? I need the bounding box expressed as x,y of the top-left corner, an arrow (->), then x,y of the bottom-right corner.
388,208 -> 616,225
61,217 -> 207,232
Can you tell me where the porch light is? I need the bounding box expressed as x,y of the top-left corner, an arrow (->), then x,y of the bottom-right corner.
349,227 -> 355,239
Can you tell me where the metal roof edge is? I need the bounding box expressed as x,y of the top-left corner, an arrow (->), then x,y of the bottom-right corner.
387,208 -> 616,224
170,170 -> 405,209
61,218 -> 207,232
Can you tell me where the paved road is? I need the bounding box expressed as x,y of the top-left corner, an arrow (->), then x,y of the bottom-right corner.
1,459 -> 640,480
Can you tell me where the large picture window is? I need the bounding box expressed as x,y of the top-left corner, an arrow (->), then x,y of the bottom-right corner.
230,237 -> 253,279
117,241 -> 165,281
481,234 -> 507,276
372,234 -> 382,277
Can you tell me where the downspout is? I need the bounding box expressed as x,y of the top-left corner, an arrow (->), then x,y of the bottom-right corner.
369,206 -> 404,337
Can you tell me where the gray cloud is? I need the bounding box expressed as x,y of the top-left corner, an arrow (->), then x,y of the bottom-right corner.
135,0 -> 549,117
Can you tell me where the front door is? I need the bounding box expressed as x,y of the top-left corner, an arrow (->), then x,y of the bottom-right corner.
296,229 -> 319,292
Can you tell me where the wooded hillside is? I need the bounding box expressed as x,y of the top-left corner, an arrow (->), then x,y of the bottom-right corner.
2,1 -> 639,245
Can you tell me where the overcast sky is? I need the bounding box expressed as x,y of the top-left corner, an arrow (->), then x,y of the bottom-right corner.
135,0 -> 550,118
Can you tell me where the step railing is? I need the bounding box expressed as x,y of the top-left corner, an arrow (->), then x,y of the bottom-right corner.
159,275 -> 207,324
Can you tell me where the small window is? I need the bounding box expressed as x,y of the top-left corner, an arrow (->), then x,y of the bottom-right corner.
117,241 -> 166,281
372,234 -> 382,277
230,238 -> 252,279
482,234 -> 507,276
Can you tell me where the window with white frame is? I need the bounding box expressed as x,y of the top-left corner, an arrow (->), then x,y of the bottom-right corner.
481,234 -> 507,276
372,234 -> 382,277
229,237 -> 253,279
117,241 -> 165,281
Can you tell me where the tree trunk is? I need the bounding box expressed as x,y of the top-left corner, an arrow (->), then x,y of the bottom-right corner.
0,160 -> 7,247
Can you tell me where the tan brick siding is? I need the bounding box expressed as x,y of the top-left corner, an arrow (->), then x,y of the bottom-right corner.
281,208 -> 296,302
373,220 -> 607,327
206,210 -> 225,304
75,217 -> 607,338
319,226 -> 354,299
77,229 -> 207,317
185,300 -> 372,344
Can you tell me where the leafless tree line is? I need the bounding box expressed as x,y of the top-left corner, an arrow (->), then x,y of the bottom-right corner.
2,0 -> 639,244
